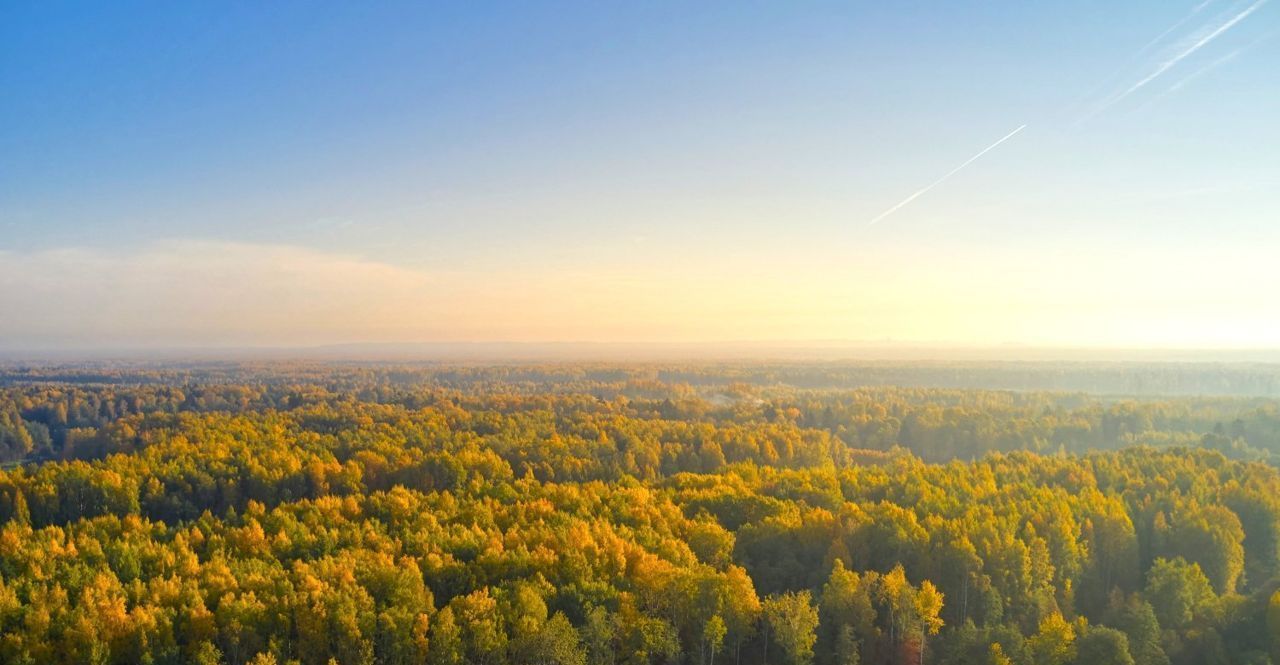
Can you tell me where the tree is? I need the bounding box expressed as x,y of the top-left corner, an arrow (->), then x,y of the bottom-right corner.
763,591 -> 820,665
1144,557 -> 1215,630
703,615 -> 726,665
1268,590 -> 1280,664
514,612 -> 585,665
1102,594 -> 1167,665
428,607 -> 463,665
874,564 -> 943,663
615,597 -> 679,665
914,580 -> 945,654
721,566 -> 762,665
833,625 -> 861,665
452,589 -> 507,664
581,606 -> 616,665
1159,505 -> 1246,594
986,642 -> 1013,665
1026,613 -> 1076,665
1074,626 -> 1134,665
1223,488 -> 1280,592
818,560 -> 875,665
1079,505 -> 1140,617
11,490 -> 29,526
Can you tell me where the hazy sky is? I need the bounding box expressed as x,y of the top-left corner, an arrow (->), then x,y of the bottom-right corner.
2,1 -> 1277,350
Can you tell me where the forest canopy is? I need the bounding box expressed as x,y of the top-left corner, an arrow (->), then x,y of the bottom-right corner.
0,361 -> 1278,665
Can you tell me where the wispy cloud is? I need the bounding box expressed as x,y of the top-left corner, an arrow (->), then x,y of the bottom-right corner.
1163,28 -> 1275,94
1095,0 -> 1269,113
1129,27 -> 1277,115
1135,0 -> 1219,56
1167,48 -> 1244,93
0,241 -> 440,346
866,125 -> 1027,227
1071,1 -> 1219,114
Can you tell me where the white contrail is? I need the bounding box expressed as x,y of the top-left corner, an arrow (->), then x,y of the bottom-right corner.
1128,49 -> 1243,114
1134,29 -> 1275,111
1114,0 -> 1268,103
866,124 -> 1027,227
1135,0 -> 1218,57
1169,47 -> 1243,91
1071,0 -> 1219,114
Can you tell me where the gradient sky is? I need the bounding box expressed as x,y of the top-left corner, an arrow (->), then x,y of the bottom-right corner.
2,1 -> 1278,350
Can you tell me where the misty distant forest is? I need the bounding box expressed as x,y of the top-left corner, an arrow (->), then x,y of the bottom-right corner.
0,362 -> 1279,665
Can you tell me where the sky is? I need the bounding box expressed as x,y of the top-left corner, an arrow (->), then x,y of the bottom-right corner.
1,1 -> 1278,352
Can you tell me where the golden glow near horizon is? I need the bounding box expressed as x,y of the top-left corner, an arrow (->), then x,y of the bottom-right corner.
2,239 -> 1275,349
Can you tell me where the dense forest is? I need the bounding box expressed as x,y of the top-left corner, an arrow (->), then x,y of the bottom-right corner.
0,362 -> 1279,664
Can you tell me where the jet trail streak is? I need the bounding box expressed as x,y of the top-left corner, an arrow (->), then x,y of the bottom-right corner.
866,125 -> 1027,227
1135,0 -> 1217,57
1072,0 -> 1218,110
1134,29 -> 1275,111
1114,0 -> 1268,103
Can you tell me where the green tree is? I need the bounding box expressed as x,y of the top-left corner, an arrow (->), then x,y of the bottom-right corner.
1160,505 -> 1246,594
818,560 -> 875,665
833,625 -> 860,665
764,591 -> 820,665
703,615 -> 726,665
1144,557 -> 1215,630
428,607 -> 463,665
1074,626 -> 1134,665
1102,595 -> 1168,665
581,606 -> 616,665
513,612 -> 585,665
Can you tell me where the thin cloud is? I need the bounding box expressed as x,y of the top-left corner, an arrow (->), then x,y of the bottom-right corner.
1071,0 -> 1219,114
1131,28 -> 1275,113
0,241 -> 441,346
1172,29 -> 1274,91
1136,0 -> 1219,56
1104,0 -> 1268,110
866,125 -> 1027,227
1168,48 -> 1243,92
1129,49 -> 1244,115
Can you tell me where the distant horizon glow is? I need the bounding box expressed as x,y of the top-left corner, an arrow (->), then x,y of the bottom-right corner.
1,239 -> 1275,352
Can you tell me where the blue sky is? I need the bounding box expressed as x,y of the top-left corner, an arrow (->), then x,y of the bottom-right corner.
1,1 -> 1277,350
